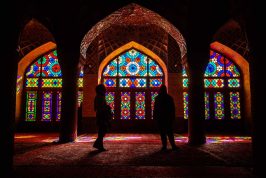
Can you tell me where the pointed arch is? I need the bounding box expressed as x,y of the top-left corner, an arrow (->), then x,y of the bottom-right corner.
80,3 -> 186,62
16,42 -> 56,120
210,41 -> 251,123
98,41 -> 168,87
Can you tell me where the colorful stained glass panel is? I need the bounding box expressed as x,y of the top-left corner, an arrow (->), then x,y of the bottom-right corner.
104,78 -> 116,87
103,59 -> 118,76
228,79 -> 240,88
214,92 -> 224,120
78,91 -> 83,107
204,79 -> 224,88
26,58 -> 42,77
135,92 -> 145,119
79,68 -> 84,77
118,49 -> 147,76
205,92 -> 210,120
148,60 -> 163,76
41,79 -> 62,88
225,58 -> 240,77
230,92 -> 241,119
151,92 -> 158,119
119,78 -> 146,88
78,78 -> 83,88
205,51 -> 225,77
25,91 -> 37,121
26,78 -> 39,88
56,92 -> 61,121
41,91 -> 52,121
41,51 -> 62,77
106,92 -> 115,119
183,92 -> 189,119
182,67 -> 188,77
150,78 -> 162,87
121,92 -> 130,119
183,78 -> 189,88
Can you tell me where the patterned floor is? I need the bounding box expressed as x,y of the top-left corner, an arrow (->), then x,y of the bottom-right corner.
14,133 -> 254,178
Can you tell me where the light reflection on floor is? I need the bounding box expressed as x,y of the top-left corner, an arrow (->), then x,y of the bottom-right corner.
15,134 -> 251,143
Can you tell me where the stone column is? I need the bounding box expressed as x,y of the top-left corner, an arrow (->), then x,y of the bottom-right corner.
58,47 -> 80,143
186,1 -> 213,145
1,4 -> 19,175
244,1 -> 265,176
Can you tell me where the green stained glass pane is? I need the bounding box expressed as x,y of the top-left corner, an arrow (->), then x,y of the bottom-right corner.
204,79 -> 224,88
25,91 -> 37,121
228,78 -> 240,88
183,92 -> 189,119
183,78 -> 189,88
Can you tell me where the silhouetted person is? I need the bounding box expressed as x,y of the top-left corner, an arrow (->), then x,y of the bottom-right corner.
154,85 -> 179,151
93,84 -> 111,151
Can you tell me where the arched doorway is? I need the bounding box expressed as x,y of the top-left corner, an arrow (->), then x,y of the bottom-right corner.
100,47 -> 165,130
80,3 -> 187,132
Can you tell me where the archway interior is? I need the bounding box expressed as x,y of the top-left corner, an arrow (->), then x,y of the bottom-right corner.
102,48 -> 164,121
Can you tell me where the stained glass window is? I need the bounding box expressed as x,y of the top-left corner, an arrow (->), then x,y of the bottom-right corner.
135,92 -> 145,119
24,49 -> 83,123
25,91 -> 37,121
183,67 -> 189,119
102,48 -> 164,120
183,50 -> 242,121
121,92 -> 130,119
102,48 -> 164,88
42,91 -> 52,121
204,50 -> 240,80
203,50 -> 241,120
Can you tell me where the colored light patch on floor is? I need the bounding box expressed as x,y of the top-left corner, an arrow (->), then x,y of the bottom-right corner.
206,136 -> 251,143
15,133 -> 251,143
